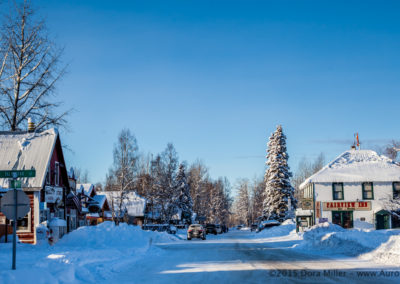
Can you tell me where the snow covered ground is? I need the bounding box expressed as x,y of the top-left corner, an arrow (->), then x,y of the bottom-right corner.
1,221 -> 400,283
0,222 -> 177,284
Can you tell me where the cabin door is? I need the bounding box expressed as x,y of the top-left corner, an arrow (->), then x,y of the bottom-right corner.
376,211 -> 390,230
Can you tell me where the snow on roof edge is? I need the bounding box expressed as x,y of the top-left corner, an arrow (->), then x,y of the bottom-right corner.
299,149 -> 400,190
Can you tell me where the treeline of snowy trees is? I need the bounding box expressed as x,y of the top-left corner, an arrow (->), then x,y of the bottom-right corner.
104,129 -> 232,225
233,178 -> 264,226
187,162 -> 232,225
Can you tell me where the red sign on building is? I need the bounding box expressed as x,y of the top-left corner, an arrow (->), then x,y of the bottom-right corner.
323,201 -> 371,211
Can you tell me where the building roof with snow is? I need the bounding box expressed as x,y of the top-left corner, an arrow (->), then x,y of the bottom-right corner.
87,194 -> 110,213
101,191 -> 146,217
77,183 -> 95,197
300,149 -> 400,189
91,194 -> 107,208
0,129 -> 59,189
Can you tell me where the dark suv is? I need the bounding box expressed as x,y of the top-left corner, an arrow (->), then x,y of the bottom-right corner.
205,224 -> 217,235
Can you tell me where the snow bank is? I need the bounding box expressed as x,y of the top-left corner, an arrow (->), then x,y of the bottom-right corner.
361,235 -> 400,265
297,222 -> 400,257
57,221 -> 176,249
0,222 -> 177,284
255,219 -> 296,238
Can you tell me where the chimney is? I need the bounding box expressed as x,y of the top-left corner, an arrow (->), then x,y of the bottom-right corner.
28,118 -> 35,132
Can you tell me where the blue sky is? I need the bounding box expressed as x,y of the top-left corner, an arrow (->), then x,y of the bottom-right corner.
34,0 -> 400,186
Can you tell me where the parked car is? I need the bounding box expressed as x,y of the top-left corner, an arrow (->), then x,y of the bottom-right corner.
142,224 -> 177,234
258,220 -> 280,232
236,225 -> 243,230
187,224 -> 206,240
250,223 -> 258,231
205,224 -> 218,235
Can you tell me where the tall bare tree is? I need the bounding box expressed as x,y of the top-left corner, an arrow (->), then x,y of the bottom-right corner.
250,177 -> 264,223
292,153 -> 325,202
235,179 -> 251,225
106,129 -> 139,216
384,140 -> 400,161
0,0 -> 68,131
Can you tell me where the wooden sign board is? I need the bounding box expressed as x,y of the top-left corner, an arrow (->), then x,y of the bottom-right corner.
45,186 -> 63,203
323,201 -> 371,211
301,199 -> 313,210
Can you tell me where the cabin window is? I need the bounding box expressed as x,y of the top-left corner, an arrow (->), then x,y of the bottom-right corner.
55,162 -> 60,186
393,182 -> 400,199
362,182 -> 374,200
17,210 -> 31,232
45,168 -> 51,185
332,183 -> 344,200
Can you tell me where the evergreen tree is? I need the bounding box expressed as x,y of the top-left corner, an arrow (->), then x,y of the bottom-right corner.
263,125 -> 297,221
174,164 -> 193,224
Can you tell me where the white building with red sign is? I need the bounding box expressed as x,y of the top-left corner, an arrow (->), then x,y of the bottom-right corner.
297,149 -> 400,230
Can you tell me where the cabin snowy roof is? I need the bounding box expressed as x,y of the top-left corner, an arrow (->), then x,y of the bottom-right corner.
300,149 -> 400,189
77,184 -> 94,196
0,129 -> 58,189
91,194 -> 107,209
101,191 -> 146,217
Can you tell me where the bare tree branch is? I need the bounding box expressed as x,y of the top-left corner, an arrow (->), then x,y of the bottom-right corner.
0,0 -> 70,131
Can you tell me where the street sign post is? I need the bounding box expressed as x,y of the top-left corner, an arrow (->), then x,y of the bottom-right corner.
0,190 -> 30,220
0,170 -> 36,178
0,169 -> 35,270
9,180 -> 21,189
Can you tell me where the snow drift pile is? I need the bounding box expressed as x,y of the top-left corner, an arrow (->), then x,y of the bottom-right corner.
361,235 -> 400,265
57,221 -> 176,248
0,222 -> 177,284
255,219 -> 296,238
297,222 -> 400,259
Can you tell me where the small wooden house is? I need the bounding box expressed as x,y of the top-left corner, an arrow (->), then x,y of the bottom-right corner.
0,128 -> 73,244
103,191 -> 146,226
86,194 -> 112,225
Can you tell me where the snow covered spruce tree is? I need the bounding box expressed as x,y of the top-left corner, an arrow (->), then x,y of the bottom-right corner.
263,125 -> 296,222
174,164 -> 193,224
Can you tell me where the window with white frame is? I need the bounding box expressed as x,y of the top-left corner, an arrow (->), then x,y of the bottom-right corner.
17,210 -> 31,232
332,183 -> 344,200
362,182 -> 374,200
